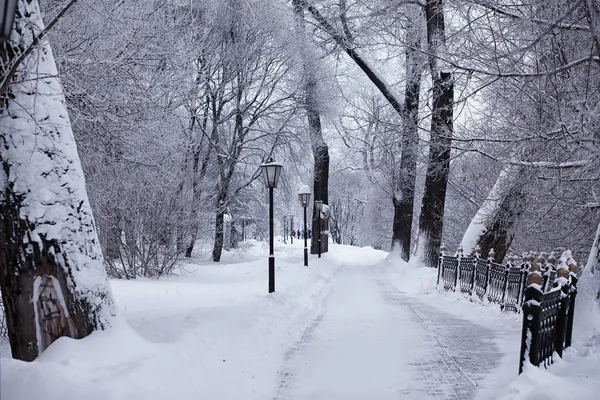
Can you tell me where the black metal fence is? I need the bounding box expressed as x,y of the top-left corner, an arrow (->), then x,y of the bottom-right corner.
518,267 -> 578,373
436,247 -> 579,374
437,251 -> 529,311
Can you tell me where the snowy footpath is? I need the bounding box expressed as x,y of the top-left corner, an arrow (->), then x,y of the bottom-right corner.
1,241 -> 598,399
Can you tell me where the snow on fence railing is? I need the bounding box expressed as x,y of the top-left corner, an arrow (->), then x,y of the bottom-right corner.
436,245 -> 579,374
518,254 -> 578,374
437,246 -> 529,311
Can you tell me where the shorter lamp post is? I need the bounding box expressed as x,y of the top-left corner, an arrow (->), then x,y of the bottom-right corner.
1,0 -> 18,42
290,215 -> 294,244
260,158 -> 283,293
314,200 -> 323,258
298,186 -> 311,266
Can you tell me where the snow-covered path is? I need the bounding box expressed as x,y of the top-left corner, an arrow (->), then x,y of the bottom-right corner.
2,243 -> 529,400
275,264 -> 502,400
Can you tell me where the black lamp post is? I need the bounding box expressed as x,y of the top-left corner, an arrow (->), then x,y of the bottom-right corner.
314,200 -> 323,258
290,215 -> 294,244
260,158 -> 283,293
1,0 -> 17,42
298,186 -> 311,266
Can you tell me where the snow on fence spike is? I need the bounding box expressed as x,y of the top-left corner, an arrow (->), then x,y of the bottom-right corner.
518,253 -> 577,374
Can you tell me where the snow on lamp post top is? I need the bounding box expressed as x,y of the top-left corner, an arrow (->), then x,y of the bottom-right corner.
1,0 -> 17,41
260,158 -> 283,189
298,184 -> 311,207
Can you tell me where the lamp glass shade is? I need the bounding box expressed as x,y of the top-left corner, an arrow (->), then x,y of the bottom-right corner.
314,200 -> 323,212
260,159 -> 283,189
1,0 -> 17,41
298,192 -> 311,207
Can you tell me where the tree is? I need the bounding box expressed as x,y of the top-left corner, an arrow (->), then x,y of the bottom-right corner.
293,0 -> 331,255
415,0 -> 454,268
0,0 -> 115,361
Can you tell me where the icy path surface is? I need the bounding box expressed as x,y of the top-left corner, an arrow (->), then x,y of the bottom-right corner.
275,264 -> 501,400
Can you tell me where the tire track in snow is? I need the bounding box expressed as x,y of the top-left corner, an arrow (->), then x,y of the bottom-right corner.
376,278 -> 501,399
273,267 -> 340,400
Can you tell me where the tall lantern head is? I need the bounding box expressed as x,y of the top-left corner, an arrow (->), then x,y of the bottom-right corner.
314,200 -> 324,212
260,158 -> 283,189
298,184 -> 311,207
1,0 -> 18,42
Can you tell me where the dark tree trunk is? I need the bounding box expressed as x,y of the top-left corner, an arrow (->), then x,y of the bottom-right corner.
417,72 -> 453,268
293,0 -> 330,255
391,19 -> 422,261
311,142 -> 330,255
212,194 -> 227,262
476,180 -> 527,263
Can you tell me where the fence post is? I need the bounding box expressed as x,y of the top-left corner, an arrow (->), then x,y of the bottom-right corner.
554,263 -> 571,358
519,264 -> 544,374
455,245 -> 462,291
484,248 -> 495,298
437,244 -> 446,286
501,254 -> 512,310
565,259 -> 578,348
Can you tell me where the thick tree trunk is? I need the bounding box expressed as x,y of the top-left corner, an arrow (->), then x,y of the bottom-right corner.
391,14 -> 422,261
460,165 -> 527,262
293,1 -> 330,255
212,206 -> 226,262
0,0 -> 114,361
416,72 -> 453,268
415,0 -> 453,268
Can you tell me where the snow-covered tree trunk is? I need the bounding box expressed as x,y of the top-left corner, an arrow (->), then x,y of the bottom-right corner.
460,164 -> 526,262
292,0 -> 330,255
415,0 -> 454,268
391,7 -> 422,261
0,0 -> 115,361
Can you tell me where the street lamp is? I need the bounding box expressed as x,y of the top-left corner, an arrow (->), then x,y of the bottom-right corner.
298,185 -> 311,266
290,215 -> 294,244
260,158 -> 283,293
314,200 -> 323,258
1,0 -> 17,42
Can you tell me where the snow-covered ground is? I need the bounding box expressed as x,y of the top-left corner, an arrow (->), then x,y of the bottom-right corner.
1,241 -> 599,399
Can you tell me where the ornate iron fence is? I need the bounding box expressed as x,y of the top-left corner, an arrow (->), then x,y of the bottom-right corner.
518,257 -> 577,374
437,247 -> 579,375
437,248 -> 529,311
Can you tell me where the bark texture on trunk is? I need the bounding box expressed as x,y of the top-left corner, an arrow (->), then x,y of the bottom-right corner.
476,181 -> 526,263
293,0 -> 330,255
416,72 -> 453,268
0,0 -> 115,361
415,0 -> 453,268
391,13 -> 422,261
460,165 -> 527,263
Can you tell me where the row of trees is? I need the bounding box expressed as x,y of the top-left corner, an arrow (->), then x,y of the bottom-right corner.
1,0 -> 598,360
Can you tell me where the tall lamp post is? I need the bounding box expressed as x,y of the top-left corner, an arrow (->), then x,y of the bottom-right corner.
298,186 -> 311,266
260,158 -> 283,293
314,200 -> 323,258
1,0 -> 18,42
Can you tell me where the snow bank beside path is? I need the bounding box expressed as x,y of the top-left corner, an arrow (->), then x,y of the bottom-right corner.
381,255 -> 600,400
1,241 -> 385,400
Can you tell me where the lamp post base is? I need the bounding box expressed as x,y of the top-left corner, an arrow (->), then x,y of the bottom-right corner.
269,255 -> 275,293
304,247 -> 308,267
318,239 -> 322,258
